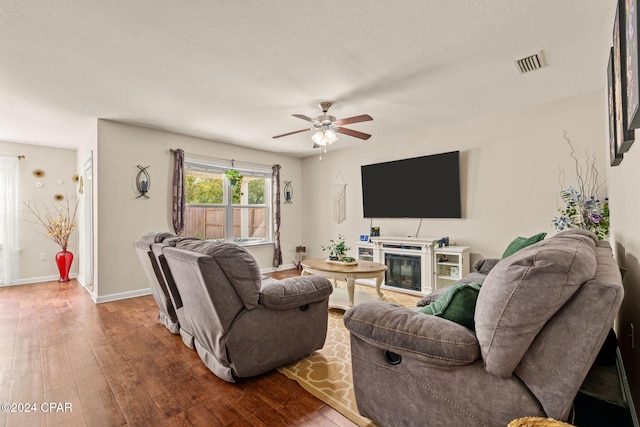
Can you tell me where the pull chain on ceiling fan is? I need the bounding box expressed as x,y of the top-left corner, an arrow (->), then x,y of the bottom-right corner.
272,102 -> 373,149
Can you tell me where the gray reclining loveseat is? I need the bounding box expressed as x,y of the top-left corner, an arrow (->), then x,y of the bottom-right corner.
344,229 -> 624,426
161,239 -> 333,382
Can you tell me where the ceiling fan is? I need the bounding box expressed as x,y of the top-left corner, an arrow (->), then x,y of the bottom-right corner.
272,102 -> 373,148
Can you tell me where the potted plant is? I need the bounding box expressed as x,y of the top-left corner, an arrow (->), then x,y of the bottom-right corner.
225,169 -> 244,203
225,169 -> 243,185
321,234 -> 351,261
24,195 -> 79,282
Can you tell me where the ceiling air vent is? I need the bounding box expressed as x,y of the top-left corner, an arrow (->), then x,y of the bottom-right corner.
514,51 -> 547,74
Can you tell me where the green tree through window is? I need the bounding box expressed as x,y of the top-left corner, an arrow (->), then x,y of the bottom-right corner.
185,175 -> 223,204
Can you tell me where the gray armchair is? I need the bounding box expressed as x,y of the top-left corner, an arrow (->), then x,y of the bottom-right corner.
344,230 -> 624,426
162,240 -> 333,382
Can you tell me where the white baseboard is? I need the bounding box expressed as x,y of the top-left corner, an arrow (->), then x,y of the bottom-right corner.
1,273 -> 79,287
94,287 -> 152,304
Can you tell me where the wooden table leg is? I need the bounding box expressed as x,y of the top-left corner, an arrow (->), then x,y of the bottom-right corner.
374,273 -> 385,300
346,277 -> 355,308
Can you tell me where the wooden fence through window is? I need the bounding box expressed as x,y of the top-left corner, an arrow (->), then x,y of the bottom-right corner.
184,206 -> 266,239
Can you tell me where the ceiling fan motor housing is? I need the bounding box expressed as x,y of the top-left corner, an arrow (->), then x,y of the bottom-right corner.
316,115 -> 337,126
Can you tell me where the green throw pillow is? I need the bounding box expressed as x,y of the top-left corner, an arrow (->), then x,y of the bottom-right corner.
501,232 -> 547,259
419,282 -> 482,330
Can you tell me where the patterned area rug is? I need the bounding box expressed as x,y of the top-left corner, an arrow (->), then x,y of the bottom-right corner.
277,285 -> 420,427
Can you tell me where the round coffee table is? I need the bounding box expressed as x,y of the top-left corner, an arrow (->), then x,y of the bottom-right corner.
301,259 -> 387,309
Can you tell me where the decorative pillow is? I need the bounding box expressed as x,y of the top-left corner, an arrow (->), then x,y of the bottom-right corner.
501,232 -> 547,259
419,282 -> 482,330
473,258 -> 500,275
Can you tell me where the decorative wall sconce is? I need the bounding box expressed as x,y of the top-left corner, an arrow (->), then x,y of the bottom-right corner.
136,165 -> 150,198
284,181 -> 293,203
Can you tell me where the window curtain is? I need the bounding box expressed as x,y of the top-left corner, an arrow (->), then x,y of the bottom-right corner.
272,164 -> 282,267
171,149 -> 185,235
0,156 -> 19,285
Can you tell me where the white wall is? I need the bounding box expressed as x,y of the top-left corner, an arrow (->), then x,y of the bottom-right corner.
94,120 -> 303,300
608,133 -> 640,409
0,140 -> 78,283
301,90 -> 608,262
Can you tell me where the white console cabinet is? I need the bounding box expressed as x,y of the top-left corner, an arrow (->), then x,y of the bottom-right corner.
355,237 -> 470,295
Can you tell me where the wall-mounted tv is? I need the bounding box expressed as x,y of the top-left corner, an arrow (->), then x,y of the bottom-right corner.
361,150 -> 462,218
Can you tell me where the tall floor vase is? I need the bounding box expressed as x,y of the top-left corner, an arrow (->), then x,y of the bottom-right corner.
55,250 -> 73,282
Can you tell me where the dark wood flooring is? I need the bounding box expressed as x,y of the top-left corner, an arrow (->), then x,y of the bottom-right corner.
0,272 -> 355,427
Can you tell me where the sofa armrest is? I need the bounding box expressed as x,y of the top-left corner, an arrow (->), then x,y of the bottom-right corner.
343,302 -> 480,366
259,275 -> 332,309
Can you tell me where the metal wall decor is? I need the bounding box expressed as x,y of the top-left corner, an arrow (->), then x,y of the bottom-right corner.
136,165 -> 150,198
284,181 -> 293,203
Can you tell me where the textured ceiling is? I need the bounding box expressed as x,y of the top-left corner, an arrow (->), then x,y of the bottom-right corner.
0,1 -> 617,157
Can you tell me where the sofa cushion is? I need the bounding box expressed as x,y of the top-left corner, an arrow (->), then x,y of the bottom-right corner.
475,229 -> 598,378
419,282 -> 482,330
501,232 -> 547,259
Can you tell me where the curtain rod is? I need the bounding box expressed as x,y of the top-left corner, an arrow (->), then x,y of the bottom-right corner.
18,155 -> 25,159
173,149 -> 274,169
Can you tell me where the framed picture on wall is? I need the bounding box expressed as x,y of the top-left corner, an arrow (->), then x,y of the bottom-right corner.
609,47 -> 624,166
614,0 -> 635,154
624,0 -> 640,132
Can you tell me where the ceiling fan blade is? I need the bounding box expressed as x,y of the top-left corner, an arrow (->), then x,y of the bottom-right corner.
292,114 -> 315,122
333,114 -> 373,126
272,128 -> 311,139
336,127 -> 371,140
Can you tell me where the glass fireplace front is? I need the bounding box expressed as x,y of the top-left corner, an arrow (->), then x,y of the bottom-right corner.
384,253 -> 421,292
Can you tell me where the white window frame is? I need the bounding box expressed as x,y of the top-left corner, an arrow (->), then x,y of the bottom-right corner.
184,156 -> 273,246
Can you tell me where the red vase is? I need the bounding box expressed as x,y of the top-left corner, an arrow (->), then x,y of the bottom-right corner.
55,250 -> 74,282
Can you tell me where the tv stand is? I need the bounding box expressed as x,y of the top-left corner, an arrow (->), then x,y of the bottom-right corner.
356,236 -> 470,295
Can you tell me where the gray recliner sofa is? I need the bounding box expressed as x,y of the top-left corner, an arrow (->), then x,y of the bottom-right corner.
344,229 -> 624,426
162,239 -> 333,382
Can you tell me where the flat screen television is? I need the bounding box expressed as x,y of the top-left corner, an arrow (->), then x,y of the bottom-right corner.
361,150 -> 462,218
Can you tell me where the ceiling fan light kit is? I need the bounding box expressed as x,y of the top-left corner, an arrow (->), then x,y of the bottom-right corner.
311,128 -> 338,146
273,102 -> 373,153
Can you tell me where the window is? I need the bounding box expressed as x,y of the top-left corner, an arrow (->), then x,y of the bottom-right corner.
184,157 -> 272,245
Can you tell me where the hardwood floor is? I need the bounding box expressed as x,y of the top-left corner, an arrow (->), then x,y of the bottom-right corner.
0,273 -> 355,427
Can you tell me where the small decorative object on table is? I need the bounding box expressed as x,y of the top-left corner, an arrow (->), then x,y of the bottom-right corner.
321,234 -> 351,261
24,195 -> 78,282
